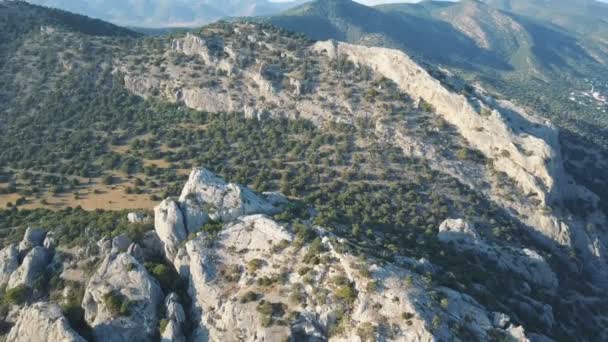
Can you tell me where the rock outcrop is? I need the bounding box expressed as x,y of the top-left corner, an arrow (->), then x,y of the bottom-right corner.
8,246 -> 49,289
0,244 -> 19,286
154,199 -> 187,260
82,252 -> 163,342
438,219 -> 558,290
127,212 -> 149,223
153,168 -> 281,261
18,227 -> 46,253
313,40 -> 566,207
178,167 -> 281,225
162,293 -> 186,342
169,213 -> 537,341
6,302 -> 85,342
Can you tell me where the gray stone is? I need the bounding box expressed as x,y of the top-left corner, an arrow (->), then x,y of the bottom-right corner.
6,302 -> 85,342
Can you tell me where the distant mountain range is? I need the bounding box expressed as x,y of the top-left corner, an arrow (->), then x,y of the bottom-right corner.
22,0 -> 304,27
268,0 -> 608,148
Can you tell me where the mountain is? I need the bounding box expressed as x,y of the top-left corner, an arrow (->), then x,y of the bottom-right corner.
1,1 -> 608,341
485,0 -> 608,42
23,0 -> 304,27
269,0 -> 608,151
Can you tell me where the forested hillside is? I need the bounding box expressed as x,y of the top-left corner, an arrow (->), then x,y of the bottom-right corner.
1,2 -> 607,341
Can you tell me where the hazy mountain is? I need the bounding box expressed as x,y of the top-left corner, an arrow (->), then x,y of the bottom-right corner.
23,0 -> 304,27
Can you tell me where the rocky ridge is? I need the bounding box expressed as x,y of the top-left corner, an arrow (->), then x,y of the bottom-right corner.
117,23 -> 608,286
2,167 -> 605,341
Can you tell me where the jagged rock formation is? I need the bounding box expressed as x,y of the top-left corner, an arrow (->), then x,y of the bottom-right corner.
0,244 -> 19,286
6,302 -> 85,342
147,170 -> 545,341
161,293 -> 186,342
8,246 -> 49,289
82,252 -> 163,342
312,40 -> 608,286
117,24 -> 608,286
438,218 -> 558,291
179,167 -> 281,225
154,199 -> 188,260
153,167 -> 281,261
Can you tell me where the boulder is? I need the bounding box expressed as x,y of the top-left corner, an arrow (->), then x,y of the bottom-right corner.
0,244 -> 19,286
43,234 -> 55,250
18,227 -> 46,253
127,212 -> 149,223
154,199 -> 187,260
82,253 -> 163,342
6,302 -> 85,342
164,293 -> 185,324
8,246 -> 49,289
161,319 -> 185,342
438,218 -> 481,243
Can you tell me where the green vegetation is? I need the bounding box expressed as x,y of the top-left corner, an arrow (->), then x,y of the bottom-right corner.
102,291 -> 132,317
2,285 -> 30,305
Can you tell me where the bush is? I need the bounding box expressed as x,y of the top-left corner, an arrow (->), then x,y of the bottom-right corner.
247,259 -> 264,273
102,291 -> 131,317
239,291 -> 259,303
3,285 -> 30,305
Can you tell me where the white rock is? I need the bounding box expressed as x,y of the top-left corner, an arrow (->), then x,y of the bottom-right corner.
127,212 -> 149,223
438,218 -> 481,243
178,168 -> 280,226
82,253 -> 163,342
161,319 -> 185,342
6,302 -> 85,342
0,244 -> 19,286
164,292 -> 186,324
492,312 -> 511,329
8,246 -> 49,289
154,199 -> 187,260
42,235 -> 55,250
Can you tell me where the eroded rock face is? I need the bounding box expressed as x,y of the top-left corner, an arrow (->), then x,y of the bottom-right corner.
178,168 -> 281,225
0,244 -> 19,286
170,214 -> 533,341
8,246 -> 49,289
153,168 -> 282,261
438,219 -> 558,290
312,40 -> 565,207
154,199 -> 187,260
6,302 -> 85,342
82,253 -> 163,342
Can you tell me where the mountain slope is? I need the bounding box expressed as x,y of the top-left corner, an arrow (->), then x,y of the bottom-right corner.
268,0 -> 608,164
1,2 -> 608,341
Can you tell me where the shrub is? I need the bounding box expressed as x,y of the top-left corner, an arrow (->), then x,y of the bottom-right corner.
3,285 -> 30,305
247,259 -> 264,273
102,291 -> 131,317
239,291 -> 259,303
